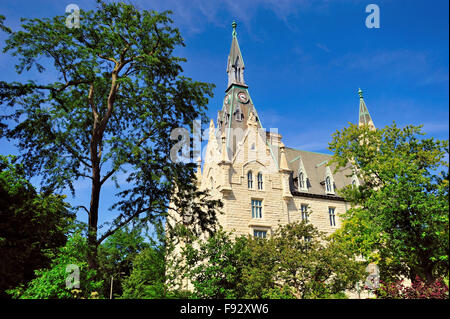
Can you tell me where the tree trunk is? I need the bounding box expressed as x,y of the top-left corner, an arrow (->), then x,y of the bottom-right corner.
88,125 -> 101,271
88,167 -> 101,270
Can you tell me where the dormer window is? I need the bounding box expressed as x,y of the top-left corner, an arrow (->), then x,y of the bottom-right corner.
351,173 -> 360,188
325,166 -> 335,195
298,171 -> 308,192
297,158 -> 308,192
299,172 -> 305,189
325,176 -> 332,192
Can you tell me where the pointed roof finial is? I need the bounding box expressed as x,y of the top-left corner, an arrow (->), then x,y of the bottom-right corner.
358,88 -> 363,99
232,21 -> 237,37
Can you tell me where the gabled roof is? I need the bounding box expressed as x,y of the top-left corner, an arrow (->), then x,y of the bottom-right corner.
281,147 -> 354,196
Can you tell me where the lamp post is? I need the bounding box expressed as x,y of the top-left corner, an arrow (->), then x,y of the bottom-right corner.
110,272 -> 126,299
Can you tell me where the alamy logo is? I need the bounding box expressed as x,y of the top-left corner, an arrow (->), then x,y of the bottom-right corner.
65,4 -> 80,29
365,4 -> 380,29
365,263 -> 380,289
66,264 -> 80,289
169,118 -> 279,173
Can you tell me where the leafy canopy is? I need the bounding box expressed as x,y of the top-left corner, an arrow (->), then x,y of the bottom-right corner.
0,1 -> 221,268
329,122 -> 449,282
0,155 -> 74,298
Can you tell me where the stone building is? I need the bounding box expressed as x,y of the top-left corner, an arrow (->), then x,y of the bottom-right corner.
194,22 -> 376,239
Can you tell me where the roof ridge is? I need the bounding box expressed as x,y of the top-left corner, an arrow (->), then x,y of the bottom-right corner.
284,146 -> 332,157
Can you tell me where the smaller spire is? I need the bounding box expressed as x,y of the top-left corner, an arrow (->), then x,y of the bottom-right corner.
279,142 -> 290,171
358,88 -> 375,130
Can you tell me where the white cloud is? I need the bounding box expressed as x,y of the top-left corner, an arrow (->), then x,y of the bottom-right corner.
129,0 -> 328,34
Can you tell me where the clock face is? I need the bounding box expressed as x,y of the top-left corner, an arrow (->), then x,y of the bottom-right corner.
224,94 -> 231,105
237,92 -> 248,103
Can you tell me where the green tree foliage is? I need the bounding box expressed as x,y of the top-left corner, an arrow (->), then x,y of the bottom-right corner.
183,230 -> 247,298
0,14 -> 11,34
0,1 -> 221,271
329,123 -> 449,282
7,229 -> 102,299
97,224 -> 150,298
0,155 -> 74,298
121,221 -> 189,299
121,245 -> 166,299
183,222 -> 365,299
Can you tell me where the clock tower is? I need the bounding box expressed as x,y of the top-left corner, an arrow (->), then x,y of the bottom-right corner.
218,21 -> 264,157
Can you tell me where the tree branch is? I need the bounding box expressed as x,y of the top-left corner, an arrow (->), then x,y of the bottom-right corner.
96,206 -> 149,245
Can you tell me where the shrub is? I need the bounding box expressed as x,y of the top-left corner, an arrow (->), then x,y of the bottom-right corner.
375,276 -> 448,299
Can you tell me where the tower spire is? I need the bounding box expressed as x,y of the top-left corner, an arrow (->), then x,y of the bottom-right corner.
227,21 -> 246,89
358,88 -> 375,130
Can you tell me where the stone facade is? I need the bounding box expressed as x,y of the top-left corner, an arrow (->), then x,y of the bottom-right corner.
193,22 -> 375,239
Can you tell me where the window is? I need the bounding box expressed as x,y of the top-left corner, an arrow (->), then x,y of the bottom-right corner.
247,171 -> 253,189
299,172 -> 305,189
235,106 -> 243,121
253,230 -> 267,239
257,173 -> 263,190
251,199 -> 262,219
210,177 -> 214,190
351,174 -> 359,188
329,207 -> 336,226
301,204 -> 308,222
325,176 -> 335,194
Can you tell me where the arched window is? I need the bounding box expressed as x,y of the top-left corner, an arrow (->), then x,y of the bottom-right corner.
325,176 -> 332,193
210,177 -> 214,190
299,172 -> 305,190
257,173 -> 263,190
351,173 -> 359,188
247,171 -> 253,189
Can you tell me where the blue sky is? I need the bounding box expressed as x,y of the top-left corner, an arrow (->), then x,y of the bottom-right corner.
0,0 -> 448,227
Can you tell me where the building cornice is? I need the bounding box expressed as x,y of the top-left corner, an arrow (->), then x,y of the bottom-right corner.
291,191 -> 347,202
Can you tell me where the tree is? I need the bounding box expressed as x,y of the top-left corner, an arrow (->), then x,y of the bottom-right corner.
183,229 -> 248,299
0,155 -> 74,298
0,1 -> 220,271
97,224 -> 150,298
329,123 -> 449,282
183,222 -> 365,299
121,245 -> 166,299
268,222 -> 365,299
7,228 -> 103,299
